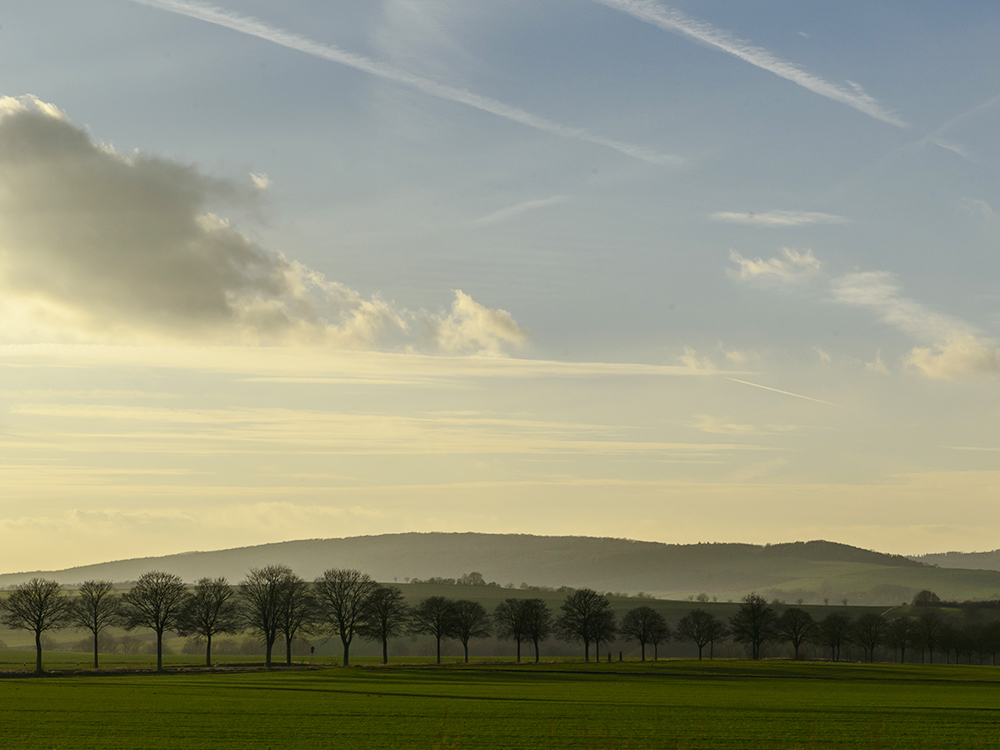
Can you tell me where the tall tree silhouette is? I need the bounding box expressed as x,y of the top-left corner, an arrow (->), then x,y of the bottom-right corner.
68,579 -> 121,669
556,588 -> 616,662
729,593 -> 777,660
315,568 -> 379,667
119,571 -> 189,672
0,578 -> 72,673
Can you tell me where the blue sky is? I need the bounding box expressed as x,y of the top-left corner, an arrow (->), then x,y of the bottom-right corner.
0,0 -> 997,573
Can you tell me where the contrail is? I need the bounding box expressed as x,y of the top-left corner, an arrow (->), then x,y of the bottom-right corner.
726,378 -> 843,408
128,0 -> 682,166
591,0 -> 908,128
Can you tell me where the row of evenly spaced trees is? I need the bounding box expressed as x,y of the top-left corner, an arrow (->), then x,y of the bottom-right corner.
8,573 -> 996,671
725,593 -> 1000,665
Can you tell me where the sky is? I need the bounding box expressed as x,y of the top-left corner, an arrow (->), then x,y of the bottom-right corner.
0,0 -> 998,572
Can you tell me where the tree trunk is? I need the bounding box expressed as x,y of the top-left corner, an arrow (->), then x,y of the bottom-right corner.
654,643 -> 658,661
516,638 -> 521,663
436,635 -> 441,664
463,640 -> 469,663
206,633 -> 212,667
534,639 -> 540,663
382,637 -> 388,665
584,640 -> 590,662
595,641 -> 600,663
156,629 -> 163,672
343,639 -> 350,667
265,638 -> 273,667
641,642 -> 645,661
94,631 -> 100,669
286,635 -> 293,665
35,631 -> 43,673
697,643 -> 703,660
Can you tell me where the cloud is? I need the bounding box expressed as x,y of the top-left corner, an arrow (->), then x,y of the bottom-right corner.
813,347 -> 831,364
693,415 -> 757,435
728,248 -> 821,284
828,272 -> 972,342
473,196 -> 566,227
718,344 -> 756,365
958,198 -> 997,222
590,0 -> 907,127
679,346 -> 715,371
428,291 -> 527,356
830,271 -> 1000,379
129,0 -> 682,166
907,336 -> 1000,380
0,95 -> 522,354
865,351 -> 890,375
932,139 -> 970,160
711,210 -> 848,226
249,172 -> 271,190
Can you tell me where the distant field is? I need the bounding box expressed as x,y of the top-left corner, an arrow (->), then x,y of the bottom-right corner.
1,660 -> 999,748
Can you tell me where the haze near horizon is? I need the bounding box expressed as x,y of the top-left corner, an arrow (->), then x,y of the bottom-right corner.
0,1 -> 998,572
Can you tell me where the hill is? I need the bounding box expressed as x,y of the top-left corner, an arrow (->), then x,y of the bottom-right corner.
910,550 -> 1000,571
7,532 -> 1000,605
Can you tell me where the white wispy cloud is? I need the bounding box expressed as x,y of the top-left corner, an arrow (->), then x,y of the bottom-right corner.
728,248 -> 821,284
958,198 -> 997,222
908,336 -> 1000,380
0,95 -> 524,355
829,272 -> 1000,379
128,0 -> 681,165
679,346 -> 715,371
865,351 -> 890,375
711,210 -> 848,227
249,172 -> 271,190
813,347 -> 832,364
590,0 -> 907,127
932,139 -> 970,160
430,291 -> 527,356
829,272 -> 973,342
473,196 -> 566,226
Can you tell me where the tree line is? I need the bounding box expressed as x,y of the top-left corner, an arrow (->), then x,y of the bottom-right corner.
3,571 -> 996,672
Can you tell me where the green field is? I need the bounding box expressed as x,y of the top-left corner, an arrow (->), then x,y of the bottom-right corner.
1,660 -> 998,748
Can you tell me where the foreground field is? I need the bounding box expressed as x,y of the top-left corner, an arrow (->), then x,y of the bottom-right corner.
1,661 -> 998,749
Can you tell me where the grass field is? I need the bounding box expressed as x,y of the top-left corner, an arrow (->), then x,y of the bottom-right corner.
1,660 -> 998,748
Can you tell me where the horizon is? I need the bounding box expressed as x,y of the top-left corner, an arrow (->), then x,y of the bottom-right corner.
1,1 -> 998,571
0,531 -> 990,578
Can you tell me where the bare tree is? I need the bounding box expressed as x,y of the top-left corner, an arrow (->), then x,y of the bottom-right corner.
676,608 -> 727,660
451,599 -> 492,663
178,577 -> 241,667
729,593 -> 777,660
358,585 -> 409,664
68,580 -> 121,669
555,588 -> 616,662
916,610 -> 944,664
522,599 -> 553,663
494,598 -> 529,663
239,564 -> 290,667
776,607 -> 816,660
119,571 -> 189,671
0,578 -> 72,673
410,596 -> 456,664
650,617 -> 672,660
884,616 -> 915,663
277,573 -> 316,665
620,606 -> 668,661
315,568 -> 379,667
853,612 -> 887,663
817,612 -> 853,662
